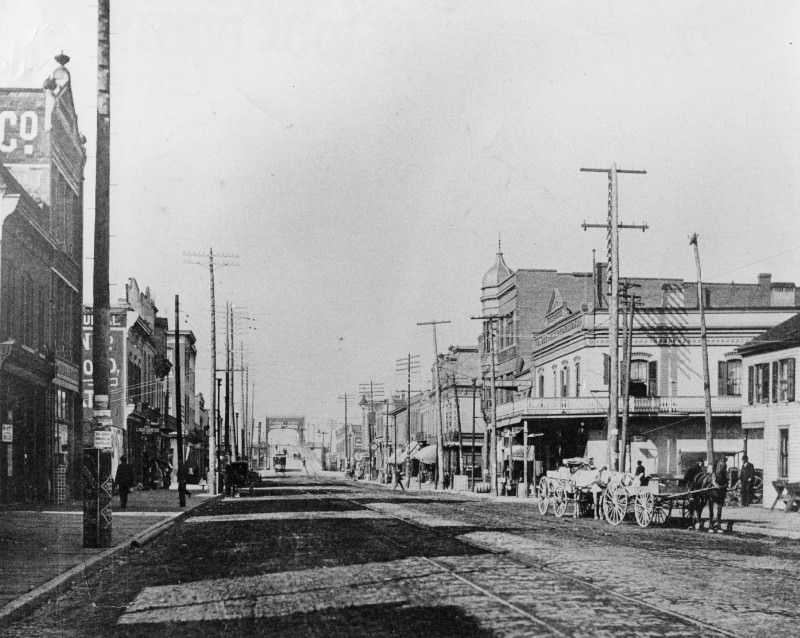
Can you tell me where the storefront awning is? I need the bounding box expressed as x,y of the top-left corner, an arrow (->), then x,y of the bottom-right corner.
413,444 -> 438,464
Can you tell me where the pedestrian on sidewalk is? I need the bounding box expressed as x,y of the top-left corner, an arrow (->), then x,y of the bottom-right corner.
115,456 -> 134,509
739,455 -> 755,507
152,461 -> 163,490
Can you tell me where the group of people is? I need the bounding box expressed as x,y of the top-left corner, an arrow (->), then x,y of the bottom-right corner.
112,454 -> 175,509
141,457 -> 173,491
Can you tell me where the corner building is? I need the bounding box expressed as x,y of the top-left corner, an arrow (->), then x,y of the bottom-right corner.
0,56 -> 85,503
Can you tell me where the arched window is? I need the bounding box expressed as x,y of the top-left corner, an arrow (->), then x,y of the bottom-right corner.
560,367 -> 569,397
574,361 -> 581,397
538,371 -> 545,398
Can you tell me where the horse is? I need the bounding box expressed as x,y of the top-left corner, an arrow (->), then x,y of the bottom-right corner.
685,464 -> 727,531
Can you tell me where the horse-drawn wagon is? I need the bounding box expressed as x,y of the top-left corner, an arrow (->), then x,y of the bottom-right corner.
537,458 -> 606,519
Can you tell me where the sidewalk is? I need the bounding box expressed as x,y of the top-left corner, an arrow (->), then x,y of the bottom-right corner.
0,483 -> 217,621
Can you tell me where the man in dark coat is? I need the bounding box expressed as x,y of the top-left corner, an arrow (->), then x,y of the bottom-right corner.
115,456 -> 134,509
739,455 -> 756,507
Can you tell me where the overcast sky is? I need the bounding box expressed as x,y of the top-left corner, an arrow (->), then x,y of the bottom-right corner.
2,1 -> 800,429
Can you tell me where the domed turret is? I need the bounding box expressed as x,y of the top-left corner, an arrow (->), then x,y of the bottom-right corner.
481,239 -> 513,289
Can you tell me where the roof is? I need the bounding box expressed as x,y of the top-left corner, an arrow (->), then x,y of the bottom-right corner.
481,243 -> 514,289
739,313 -> 800,356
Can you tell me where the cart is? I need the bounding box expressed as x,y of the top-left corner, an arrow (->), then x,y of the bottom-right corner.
537,459 -> 604,519
610,477 -> 719,528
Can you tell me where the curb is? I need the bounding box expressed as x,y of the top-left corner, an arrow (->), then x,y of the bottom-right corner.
0,494 -> 222,624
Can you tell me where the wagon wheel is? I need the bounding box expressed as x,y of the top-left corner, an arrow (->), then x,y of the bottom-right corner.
602,483 -> 628,525
634,491 -> 654,527
553,484 -> 568,518
537,478 -> 549,515
651,498 -> 672,526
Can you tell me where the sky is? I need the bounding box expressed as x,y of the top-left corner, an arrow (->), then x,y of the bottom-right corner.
2,1 -> 800,429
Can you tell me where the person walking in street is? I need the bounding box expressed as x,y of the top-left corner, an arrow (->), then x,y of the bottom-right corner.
739,455 -> 756,507
392,465 -> 406,491
115,456 -> 134,509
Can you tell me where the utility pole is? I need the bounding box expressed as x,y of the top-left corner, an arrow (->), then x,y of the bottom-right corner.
690,234 -> 715,465
471,314 -> 504,495
451,374 -> 463,478
358,382 -> 384,480
84,0 -> 112,549
471,379 -> 477,492
229,304 -> 236,461
396,354 -> 420,487
581,163 -> 648,470
224,302 -> 231,472
338,393 -> 355,471
183,250 -> 238,495
175,295 -> 186,507
417,320 -> 450,489
619,281 -> 640,473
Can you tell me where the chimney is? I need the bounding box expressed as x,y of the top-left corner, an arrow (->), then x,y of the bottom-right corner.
758,273 -> 772,287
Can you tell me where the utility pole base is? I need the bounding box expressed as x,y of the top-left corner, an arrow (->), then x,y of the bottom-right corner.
83,448 -> 113,548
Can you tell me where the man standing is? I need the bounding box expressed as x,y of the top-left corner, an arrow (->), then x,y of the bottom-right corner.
115,456 -> 134,509
739,455 -> 756,507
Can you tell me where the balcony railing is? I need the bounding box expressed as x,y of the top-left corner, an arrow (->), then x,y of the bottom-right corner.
496,394 -> 742,421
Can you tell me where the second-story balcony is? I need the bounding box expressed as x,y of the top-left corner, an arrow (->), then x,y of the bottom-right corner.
496,394 -> 742,425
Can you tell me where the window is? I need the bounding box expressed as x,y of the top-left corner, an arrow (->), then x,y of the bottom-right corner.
779,428 -> 789,478
779,359 -> 795,402
560,367 -> 569,398
772,361 -> 779,403
603,354 -> 610,386
552,369 -> 558,397
630,360 -> 658,397
751,363 -> 770,404
538,373 -> 544,398
575,362 -> 581,397
718,360 -> 741,396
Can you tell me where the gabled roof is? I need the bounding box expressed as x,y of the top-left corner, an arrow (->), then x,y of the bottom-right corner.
739,313 -> 800,356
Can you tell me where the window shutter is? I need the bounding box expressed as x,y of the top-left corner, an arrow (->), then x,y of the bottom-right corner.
718,361 -> 727,396
648,360 -> 658,397
788,359 -> 796,402
748,366 -> 754,404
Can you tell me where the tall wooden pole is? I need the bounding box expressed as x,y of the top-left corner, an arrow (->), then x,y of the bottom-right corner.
85,0 -> 112,549
581,165 -> 647,470
471,379 -> 477,491
417,320 -> 450,490
175,295 -> 186,507
208,249 -> 217,494
690,234 -> 715,464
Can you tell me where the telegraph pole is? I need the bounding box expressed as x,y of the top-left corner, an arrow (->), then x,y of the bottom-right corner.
619,282 -> 640,473
690,234 -> 715,465
358,382 -> 384,480
417,320 -> 450,489
175,295 -> 186,507
471,314 -> 503,495
396,354 -> 420,488
471,379 -> 477,491
581,164 -> 648,470
85,0 -> 112,549
184,249 -> 238,495
338,393 -> 355,471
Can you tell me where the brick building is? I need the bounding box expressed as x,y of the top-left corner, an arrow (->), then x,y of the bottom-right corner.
479,248 -> 800,488
0,55 -> 85,503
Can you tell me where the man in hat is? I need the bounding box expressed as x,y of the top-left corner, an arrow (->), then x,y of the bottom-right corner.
739,454 -> 756,507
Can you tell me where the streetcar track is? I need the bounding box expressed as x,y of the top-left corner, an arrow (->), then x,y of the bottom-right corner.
292,479 -> 742,638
